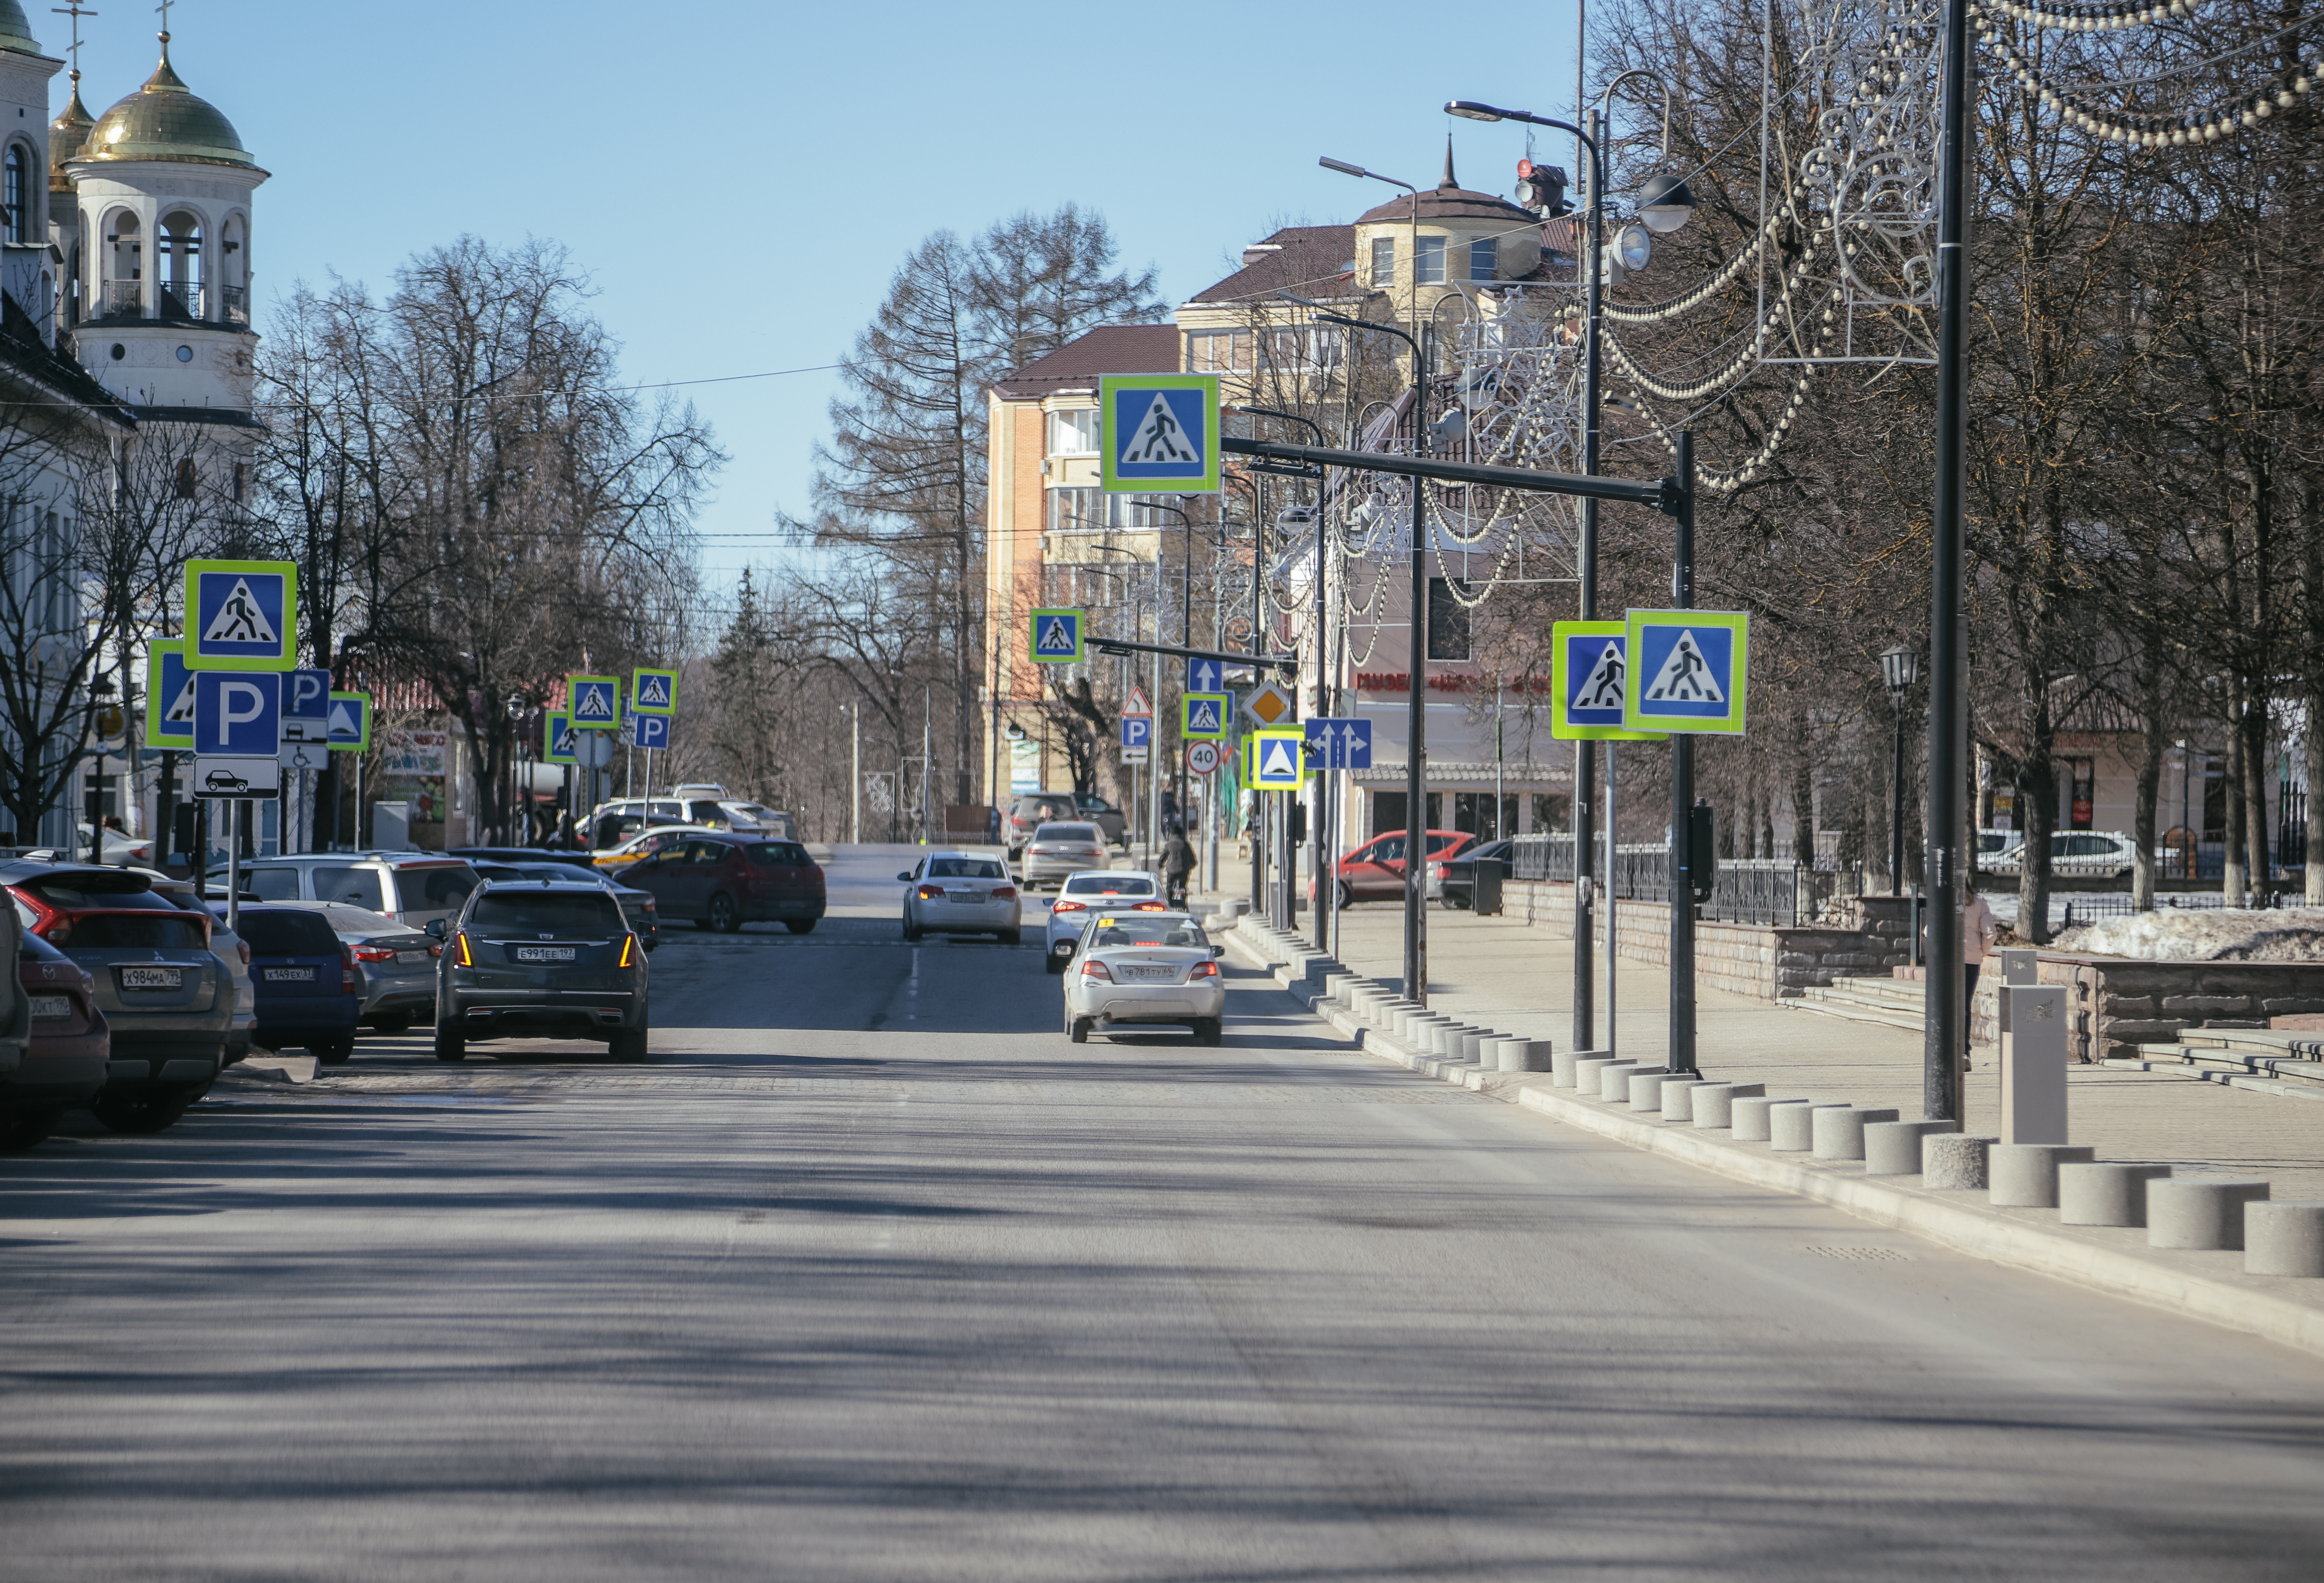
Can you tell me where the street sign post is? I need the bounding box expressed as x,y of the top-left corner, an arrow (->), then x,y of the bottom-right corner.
1552,621 -> 1667,741
1185,740 -> 1222,777
631,668 -> 677,714
544,712 -> 577,765
1249,729 -> 1304,789
634,712 -> 671,752
1302,717 -> 1373,770
1186,655 -> 1225,694
1182,693 -> 1229,739
192,671 -> 281,758
1622,610 -> 1750,734
576,730 -> 613,769
282,668 -> 333,741
326,691 -> 371,752
1100,373 -> 1221,495
183,559 -> 298,671
145,640 -> 195,747
568,674 -> 620,729
1241,679 -> 1295,729
1030,608 -> 1083,664
1121,715 -> 1152,752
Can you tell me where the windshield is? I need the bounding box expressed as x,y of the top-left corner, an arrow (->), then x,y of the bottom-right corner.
926,857 -> 1005,879
746,843 -> 812,868
468,891 -> 626,936
394,865 -> 478,912
1084,917 -> 1209,950
310,865 -> 386,910
1064,874 -> 1153,896
14,877 -> 161,909
1033,824 -> 1099,843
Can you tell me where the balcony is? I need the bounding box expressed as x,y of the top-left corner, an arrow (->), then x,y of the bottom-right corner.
157,280 -> 201,320
103,279 -> 143,316
97,280 -> 245,323
219,284 -> 247,325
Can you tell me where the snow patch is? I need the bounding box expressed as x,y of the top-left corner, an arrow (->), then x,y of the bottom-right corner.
2049,907 -> 2324,962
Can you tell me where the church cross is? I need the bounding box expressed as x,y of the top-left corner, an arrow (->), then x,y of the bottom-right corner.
50,4 -> 99,79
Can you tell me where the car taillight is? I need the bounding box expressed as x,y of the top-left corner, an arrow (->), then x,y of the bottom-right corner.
236,938 -> 250,964
1052,899 -> 1086,912
453,931 -> 472,967
1131,901 -> 1166,911
991,885 -> 1017,900
1189,960 -> 1218,979
917,885 -> 943,900
13,891 -> 64,941
428,944 -> 442,958
341,948 -> 358,994
1431,863 -> 1449,879
1080,960 -> 1113,980
352,943 -> 396,962
619,935 -> 636,968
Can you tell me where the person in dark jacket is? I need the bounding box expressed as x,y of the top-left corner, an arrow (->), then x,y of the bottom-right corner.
1161,824 -> 1196,908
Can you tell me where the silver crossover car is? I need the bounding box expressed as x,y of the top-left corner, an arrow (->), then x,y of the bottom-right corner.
1020,823 -> 1109,890
899,852 -> 1021,943
1043,869 -> 1162,972
1060,910 -> 1226,1046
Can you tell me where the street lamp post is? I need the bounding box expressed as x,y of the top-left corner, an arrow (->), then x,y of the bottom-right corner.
1883,646 -> 1922,896
504,691 -> 526,847
1247,406 -> 1334,955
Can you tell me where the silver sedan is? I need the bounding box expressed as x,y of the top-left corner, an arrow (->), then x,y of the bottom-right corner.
1060,911 -> 1225,1045
1044,869 -> 1162,972
1020,823 -> 1109,890
281,902 -> 440,1031
900,853 -> 1021,943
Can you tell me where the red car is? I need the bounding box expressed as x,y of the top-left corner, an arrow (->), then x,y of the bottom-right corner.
4,930 -> 110,1151
1317,829 -> 1476,907
618,834 -> 827,934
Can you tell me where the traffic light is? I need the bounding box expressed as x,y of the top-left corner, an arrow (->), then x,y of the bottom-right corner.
1515,158 -> 1571,216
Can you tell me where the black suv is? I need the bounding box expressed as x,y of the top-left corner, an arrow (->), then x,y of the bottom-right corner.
434,878 -> 649,1062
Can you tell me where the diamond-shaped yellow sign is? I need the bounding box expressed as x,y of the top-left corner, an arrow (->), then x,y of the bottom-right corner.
1242,680 -> 1294,728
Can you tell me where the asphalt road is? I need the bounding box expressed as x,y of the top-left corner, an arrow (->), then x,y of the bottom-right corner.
4,845 -> 2322,1580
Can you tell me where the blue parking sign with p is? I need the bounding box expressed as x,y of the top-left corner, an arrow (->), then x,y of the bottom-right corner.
1121,716 -> 1151,749
185,559 -> 297,670
192,671 -> 281,755
634,712 -> 670,751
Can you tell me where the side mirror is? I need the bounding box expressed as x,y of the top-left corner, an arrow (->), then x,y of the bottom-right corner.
896,871 -> 913,883
1212,944 -> 1226,958
423,918 -> 448,940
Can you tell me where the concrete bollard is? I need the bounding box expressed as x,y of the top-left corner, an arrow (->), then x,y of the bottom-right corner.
1441,1025 -> 1484,1060
2058,1163 -> 2173,1227
2245,1203 -> 2324,1277
1629,1071 -> 1679,1111
1922,1134 -> 1999,1190
1811,1106 -> 1901,1161
1988,1143 -> 2098,1208
1770,1101 -> 1850,1152
1571,1056 -> 1631,1096
1690,1082 -> 1765,1129
1602,1061 -> 1660,1101
2147,1178 -> 2271,1250
1732,1096 -> 1810,1143
1659,1078 -> 1710,1121
1497,1038 -> 1553,1073
1458,1031 -> 1488,1063
1553,1048 -> 1614,1089
1862,1119 -> 1958,1177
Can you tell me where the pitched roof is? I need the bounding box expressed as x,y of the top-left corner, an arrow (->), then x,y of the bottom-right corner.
1185,225 -> 1357,307
990,323 -> 1180,401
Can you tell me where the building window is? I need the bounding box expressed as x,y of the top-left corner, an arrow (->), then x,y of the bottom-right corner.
1185,328 -> 1251,372
1047,487 -> 1098,534
1414,235 -> 1446,285
1469,237 -> 1498,281
1047,409 -> 1099,456
1426,577 -> 1470,660
174,458 -> 198,500
1265,325 -> 1344,372
232,463 -> 247,503
1369,237 -> 1394,287
2,144 -> 23,244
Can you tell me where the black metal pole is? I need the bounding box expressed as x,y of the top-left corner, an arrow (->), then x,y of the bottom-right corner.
1668,432 -> 1697,1077
1574,106 -> 1606,1058
1891,698 -> 1908,897
1405,328 -> 1431,1004
1926,0 -> 1972,1123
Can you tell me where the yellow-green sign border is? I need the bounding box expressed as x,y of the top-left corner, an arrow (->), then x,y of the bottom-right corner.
144,638 -> 194,745
1621,608 -> 1750,736
1248,727 -> 1306,789
1099,373 -> 1222,495
1182,692 -> 1230,739
327,690 -> 371,752
543,710 -> 576,765
1550,620 -> 1667,742
567,673 -> 622,729
630,668 -> 678,715
1029,608 -> 1084,665
182,558 -> 300,672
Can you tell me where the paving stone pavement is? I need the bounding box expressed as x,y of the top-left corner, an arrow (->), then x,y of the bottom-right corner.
1267,900 -> 2324,1201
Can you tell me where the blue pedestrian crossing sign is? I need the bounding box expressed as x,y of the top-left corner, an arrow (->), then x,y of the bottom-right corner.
631,668 -> 677,714
192,671 -> 281,756
1551,620 -> 1666,741
144,639 -> 195,746
568,674 -> 620,729
282,668 -> 333,741
185,559 -> 297,671
1121,715 -> 1152,750
1100,374 -> 1220,493
1030,609 -> 1083,664
1187,655 -> 1224,694
1182,693 -> 1229,739
544,712 -> 577,765
327,691 -> 371,751
634,712 -> 671,751
1248,729 -> 1305,789
1623,610 -> 1749,735
1303,717 -> 1372,770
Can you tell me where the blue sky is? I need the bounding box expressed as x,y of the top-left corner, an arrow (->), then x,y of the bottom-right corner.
51,0 -> 1586,586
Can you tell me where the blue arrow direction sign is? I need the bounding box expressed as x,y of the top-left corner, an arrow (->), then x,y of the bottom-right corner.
1624,610 -> 1750,734
1303,717 -> 1372,770
1187,655 -> 1224,694
634,712 -> 671,751
1121,715 -> 1152,750
145,640 -> 195,746
1550,620 -> 1666,741
192,671 -> 281,757
568,674 -> 621,728
1101,374 -> 1221,492
1182,693 -> 1229,739
184,559 -> 297,671
326,691 -> 371,751
544,712 -> 577,765
632,668 -> 677,714
281,668 -> 333,740
1030,608 -> 1083,664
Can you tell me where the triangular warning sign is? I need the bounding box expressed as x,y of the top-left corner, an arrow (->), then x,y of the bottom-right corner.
636,674 -> 670,707
1125,686 -> 1151,715
1259,738 -> 1299,779
577,684 -> 613,719
201,577 -> 278,645
1121,391 -> 1197,465
1575,641 -> 1625,709
327,701 -> 359,736
164,675 -> 197,724
1036,617 -> 1076,656
1189,701 -> 1218,732
1644,630 -> 1724,704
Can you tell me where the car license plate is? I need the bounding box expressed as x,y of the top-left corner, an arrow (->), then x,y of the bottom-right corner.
120,966 -> 183,990
1121,965 -> 1176,982
263,967 -> 316,983
29,995 -> 69,1019
515,945 -> 576,963
950,891 -> 986,903
396,950 -> 428,964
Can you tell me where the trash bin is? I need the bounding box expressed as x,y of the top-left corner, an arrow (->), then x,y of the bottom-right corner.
1470,858 -> 1504,916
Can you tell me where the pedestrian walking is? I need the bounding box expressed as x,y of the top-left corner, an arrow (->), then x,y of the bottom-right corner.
1930,871 -> 2003,1067
1161,823 -> 1196,910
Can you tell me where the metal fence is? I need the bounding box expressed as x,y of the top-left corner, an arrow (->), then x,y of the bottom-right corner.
1506,835 -> 1813,927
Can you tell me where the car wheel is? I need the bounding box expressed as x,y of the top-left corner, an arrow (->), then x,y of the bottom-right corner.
1045,954 -> 1065,975
609,1029 -> 648,1062
371,1011 -> 414,1035
434,1026 -> 467,1063
998,928 -> 1022,944
90,1091 -> 192,1134
902,915 -> 923,942
1335,880 -> 1354,911
1068,1014 -> 1092,1044
0,1109 -> 61,1152
312,1036 -> 356,1066
785,918 -> 817,935
1195,1018 -> 1223,1047
707,892 -> 740,933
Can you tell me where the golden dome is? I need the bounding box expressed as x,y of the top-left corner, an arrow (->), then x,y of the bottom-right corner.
0,2 -> 39,56
50,82 -> 94,189
78,36 -> 257,169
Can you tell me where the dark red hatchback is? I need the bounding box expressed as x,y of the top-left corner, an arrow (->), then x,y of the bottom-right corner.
618,836 -> 826,935
4,930 -> 109,1151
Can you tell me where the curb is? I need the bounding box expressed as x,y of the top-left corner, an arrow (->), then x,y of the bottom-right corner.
1228,923 -> 2324,1362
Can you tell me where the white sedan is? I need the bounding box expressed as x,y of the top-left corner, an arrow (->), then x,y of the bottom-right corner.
1061,911 -> 1225,1045
899,852 -> 1021,943
1044,869 -> 1164,972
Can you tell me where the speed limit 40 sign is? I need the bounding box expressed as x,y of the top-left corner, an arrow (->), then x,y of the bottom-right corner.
1185,740 -> 1222,777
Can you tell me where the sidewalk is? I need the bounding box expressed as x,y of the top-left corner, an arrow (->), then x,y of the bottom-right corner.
1314,901 -> 2324,1200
